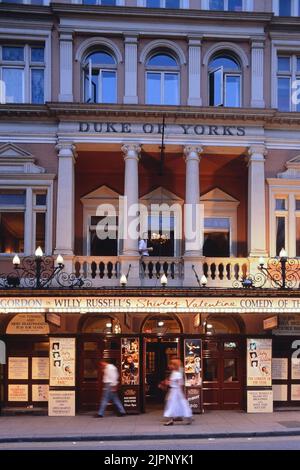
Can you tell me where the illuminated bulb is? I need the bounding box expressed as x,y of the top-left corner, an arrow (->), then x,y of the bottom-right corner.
259,257 -> 265,266
160,274 -> 168,287
200,275 -> 208,287
158,321 -> 164,327
106,322 -> 112,328
35,246 -> 43,257
12,255 -> 20,266
279,248 -> 288,258
56,254 -> 64,266
120,274 -> 127,287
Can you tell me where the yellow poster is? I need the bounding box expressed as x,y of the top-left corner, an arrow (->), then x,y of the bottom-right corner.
8,357 -> 28,380
49,338 -> 75,387
247,339 -> 272,387
32,384 -> 49,402
32,357 -> 49,380
48,391 -> 75,416
8,384 -> 28,402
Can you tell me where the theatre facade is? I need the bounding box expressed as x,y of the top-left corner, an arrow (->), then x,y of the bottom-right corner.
1,2 -> 300,415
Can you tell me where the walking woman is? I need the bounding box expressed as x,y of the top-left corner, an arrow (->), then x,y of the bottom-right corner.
163,358 -> 192,426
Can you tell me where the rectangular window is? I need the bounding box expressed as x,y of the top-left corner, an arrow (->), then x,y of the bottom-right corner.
164,73 -> 179,105
228,0 -> 242,11
2,68 -> 24,103
296,200 -> 300,211
89,215 -> 118,256
0,212 -> 24,254
209,0 -> 224,9
209,67 -> 223,106
0,190 -> 26,205
165,0 -> 180,7
35,212 -> 46,253
296,218 -> 300,257
278,57 -> 291,72
278,77 -> 291,111
100,70 -> 117,103
279,0 -> 291,16
276,216 -> 286,256
275,198 -> 287,210
31,69 -> 44,104
2,46 -> 24,61
147,72 -> 161,104
35,193 -> 47,206
146,0 -> 161,6
225,74 -> 240,107
31,47 -> 44,63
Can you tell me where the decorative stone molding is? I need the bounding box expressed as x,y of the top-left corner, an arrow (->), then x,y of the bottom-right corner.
203,42 -> 249,68
183,145 -> 203,162
247,145 -> 267,163
121,143 -> 141,160
139,40 -> 186,65
0,143 -> 45,174
75,37 -> 123,64
278,155 -> 300,179
55,142 -> 77,162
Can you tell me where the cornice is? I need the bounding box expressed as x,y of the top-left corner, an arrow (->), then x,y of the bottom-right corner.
0,3 -> 51,18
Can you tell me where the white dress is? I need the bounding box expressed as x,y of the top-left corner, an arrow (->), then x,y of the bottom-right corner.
163,370 -> 192,418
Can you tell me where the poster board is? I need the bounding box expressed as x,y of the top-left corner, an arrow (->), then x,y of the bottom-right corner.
8,384 -> 28,402
8,357 -> 28,380
247,339 -> 272,387
121,337 -> 140,414
292,358 -> 300,380
272,358 -> 288,380
184,338 -> 202,413
247,390 -> 273,413
48,390 -> 75,416
32,384 -> 49,402
49,338 -> 75,387
32,357 -> 49,380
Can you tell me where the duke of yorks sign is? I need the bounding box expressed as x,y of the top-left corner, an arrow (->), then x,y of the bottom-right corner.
0,297 -> 300,313
79,122 -> 246,136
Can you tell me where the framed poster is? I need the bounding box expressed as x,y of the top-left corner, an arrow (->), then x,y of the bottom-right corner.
273,384 -> 288,402
8,384 -> 28,402
272,358 -> 288,380
291,385 -> 300,401
32,357 -> 49,380
121,338 -> 139,385
292,358 -> 300,380
247,390 -> 273,413
184,339 -> 202,387
32,384 -> 49,402
49,338 -> 76,387
48,390 -> 75,416
8,357 -> 28,380
247,339 -> 272,387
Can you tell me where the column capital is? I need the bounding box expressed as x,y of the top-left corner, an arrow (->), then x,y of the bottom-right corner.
56,142 -> 77,160
248,145 -> 267,161
122,143 -> 141,161
188,36 -> 202,46
124,34 -> 139,44
250,37 -> 265,48
184,145 -> 203,162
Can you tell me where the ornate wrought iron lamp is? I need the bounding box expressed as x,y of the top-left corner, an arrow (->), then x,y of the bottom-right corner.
0,247 -> 92,289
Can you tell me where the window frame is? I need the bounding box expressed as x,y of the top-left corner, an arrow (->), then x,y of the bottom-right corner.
138,0 -> 188,8
208,54 -> 242,108
276,54 -> 300,112
273,0 -> 299,16
82,50 -> 118,104
145,52 -> 180,105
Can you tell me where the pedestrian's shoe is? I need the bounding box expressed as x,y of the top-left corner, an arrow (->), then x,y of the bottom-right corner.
117,412 -> 126,417
95,414 -> 103,418
164,419 -> 174,426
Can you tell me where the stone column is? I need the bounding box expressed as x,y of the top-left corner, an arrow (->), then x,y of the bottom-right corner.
54,143 -> 76,257
124,35 -> 138,104
187,38 -> 202,106
59,33 -> 73,102
247,145 -> 268,257
24,187 -> 33,255
184,145 -> 203,257
288,193 -> 296,257
251,39 -> 265,108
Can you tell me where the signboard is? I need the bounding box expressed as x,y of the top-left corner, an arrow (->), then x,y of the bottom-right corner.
8,384 -> 28,402
274,315 -> 300,335
121,338 -> 139,385
48,390 -> 75,416
32,384 -> 49,402
32,357 -> 49,380
263,316 -> 278,330
184,339 -> 202,387
122,387 -> 138,413
46,313 -> 61,327
291,385 -> 300,401
247,390 -> 273,413
273,384 -> 288,402
6,314 -> 49,334
8,357 -> 28,380
49,338 -> 75,387
292,358 -> 300,380
272,358 -> 288,380
2,296 -> 300,314
186,388 -> 201,413
247,339 -> 272,387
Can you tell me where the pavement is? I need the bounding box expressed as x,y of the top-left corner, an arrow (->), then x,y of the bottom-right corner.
1,409 -> 300,443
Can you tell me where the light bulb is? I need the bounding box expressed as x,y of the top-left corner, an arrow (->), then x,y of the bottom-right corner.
12,255 -> 20,266
200,275 -> 208,286
56,254 -> 64,266
120,274 -> 127,286
35,246 -> 43,257
160,274 -> 168,287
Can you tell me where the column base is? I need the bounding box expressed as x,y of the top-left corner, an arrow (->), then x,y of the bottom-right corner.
119,255 -> 140,287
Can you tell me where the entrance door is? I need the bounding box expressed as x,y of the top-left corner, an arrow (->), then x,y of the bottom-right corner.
144,338 -> 178,408
202,337 -> 244,410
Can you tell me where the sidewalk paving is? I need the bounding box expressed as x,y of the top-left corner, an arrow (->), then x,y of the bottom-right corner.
1,409 -> 300,442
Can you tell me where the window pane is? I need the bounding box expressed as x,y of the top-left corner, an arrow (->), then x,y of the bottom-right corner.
276,216 -> 285,256
296,200 -> 300,211
209,68 -> 223,106
225,75 -> 240,107
35,194 -> 47,206
203,358 -> 218,382
0,190 -> 26,205
0,212 -> 24,253
146,0 -> 161,6
204,218 -> 230,229
297,58 -> 300,72
101,0 -> 117,5
2,68 -> 24,103
31,0 -> 44,4
2,46 -> 24,61
224,359 -> 238,382
148,53 -> 177,67
83,0 -> 97,3
275,198 -> 286,210
228,0 -> 242,11
146,72 -> 161,104
87,51 -> 115,65
278,77 -> 290,111
210,55 -> 240,71
279,0 -> 291,16
100,70 -> 116,103
31,47 -> 44,62
166,0 -> 180,7
209,0 -> 224,10
296,218 -> 300,257
36,212 -> 46,252
164,73 -> 179,105
84,71 -> 98,103
278,57 -> 291,72
31,69 -> 44,104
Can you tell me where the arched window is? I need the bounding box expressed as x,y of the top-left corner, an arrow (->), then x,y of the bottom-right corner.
146,52 -> 180,105
142,314 -> 182,333
82,315 -> 121,334
208,52 -> 241,107
83,50 -> 117,103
